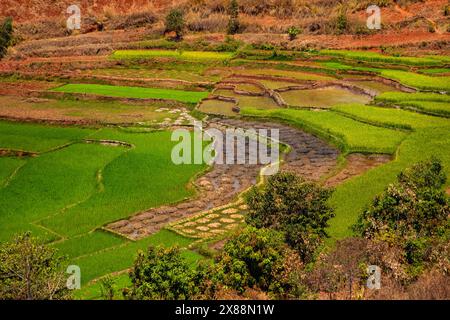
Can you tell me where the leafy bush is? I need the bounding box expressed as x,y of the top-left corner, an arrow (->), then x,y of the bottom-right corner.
126,246 -> 201,300
0,17 -> 13,58
165,9 -> 185,40
287,26 -> 301,41
245,172 -> 335,262
0,233 -> 71,300
355,158 -> 449,240
210,227 -> 305,298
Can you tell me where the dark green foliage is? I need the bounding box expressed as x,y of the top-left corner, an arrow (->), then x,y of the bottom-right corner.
0,17 -> 13,58
165,9 -> 185,40
210,227 -> 305,298
355,158 -> 449,239
126,246 -> 200,300
227,0 -> 240,35
245,172 -> 335,262
0,233 -> 71,300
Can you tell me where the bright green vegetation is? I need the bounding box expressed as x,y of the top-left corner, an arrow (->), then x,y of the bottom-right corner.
73,232 -> 204,299
52,84 -> 209,103
0,121 -> 207,287
375,92 -> 450,103
72,230 -> 201,285
111,50 -> 234,61
320,50 -> 444,66
396,101 -> 450,118
198,99 -> 237,116
332,104 -> 450,130
38,129 -> 206,238
242,102 -> 450,241
319,61 -> 379,73
378,70 -> 450,92
0,157 -> 26,186
280,87 -> 371,108
74,273 -> 131,300
418,68 -> 450,75
375,92 -> 450,117
0,120 -> 94,152
241,108 -> 407,154
328,127 -> 450,240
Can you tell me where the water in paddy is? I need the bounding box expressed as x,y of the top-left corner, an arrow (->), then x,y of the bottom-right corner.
280,86 -> 371,108
198,99 -> 237,116
349,80 -> 401,94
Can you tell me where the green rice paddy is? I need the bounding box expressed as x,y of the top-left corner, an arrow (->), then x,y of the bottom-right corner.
52,84 -> 209,103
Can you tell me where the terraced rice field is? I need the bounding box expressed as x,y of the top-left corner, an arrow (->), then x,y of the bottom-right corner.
1,47 -> 449,297
279,86 -> 371,108
52,84 -> 209,103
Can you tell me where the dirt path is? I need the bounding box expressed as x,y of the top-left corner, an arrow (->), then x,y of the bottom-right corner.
325,153 -> 391,187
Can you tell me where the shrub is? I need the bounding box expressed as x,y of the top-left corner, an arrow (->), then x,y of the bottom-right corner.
245,172 -> 335,262
210,227 -> 306,298
335,11 -> 348,34
227,0 -> 240,35
126,246 -> 201,300
0,233 -> 71,300
355,158 -> 449,240
165,9 -> 185,40
0,17 -> 13,58
287,26 -> 301,41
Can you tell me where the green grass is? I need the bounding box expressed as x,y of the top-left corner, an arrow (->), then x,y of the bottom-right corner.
0,157 -> 26,187
418,68 -> 450,75
0,120 -> 94,153
328,127 -> 450,240
0,142 -> 126,242
72,230 -> 200,285
241,108 -> 407,154
375,92 -> 450,117
111,50 -> 234,61
375,92 -> 450,103
332,104 -> 450,130
52,231 -> 126,259
38,129 -> 206,238
396,100 -> 450,118
52,84 -> 209,104
378,70 -> 450,92
320,50 -> 445,67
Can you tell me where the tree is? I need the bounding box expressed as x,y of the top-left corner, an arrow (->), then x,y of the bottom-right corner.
227,0 -> 240,35
245,172 -> 335,262
210,227 -> 305,298
126,246 -> 200,300
0,17 -> 13,58
0,233 -> 71,300
355,158 -> 449,240
165,9 -> 185,41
